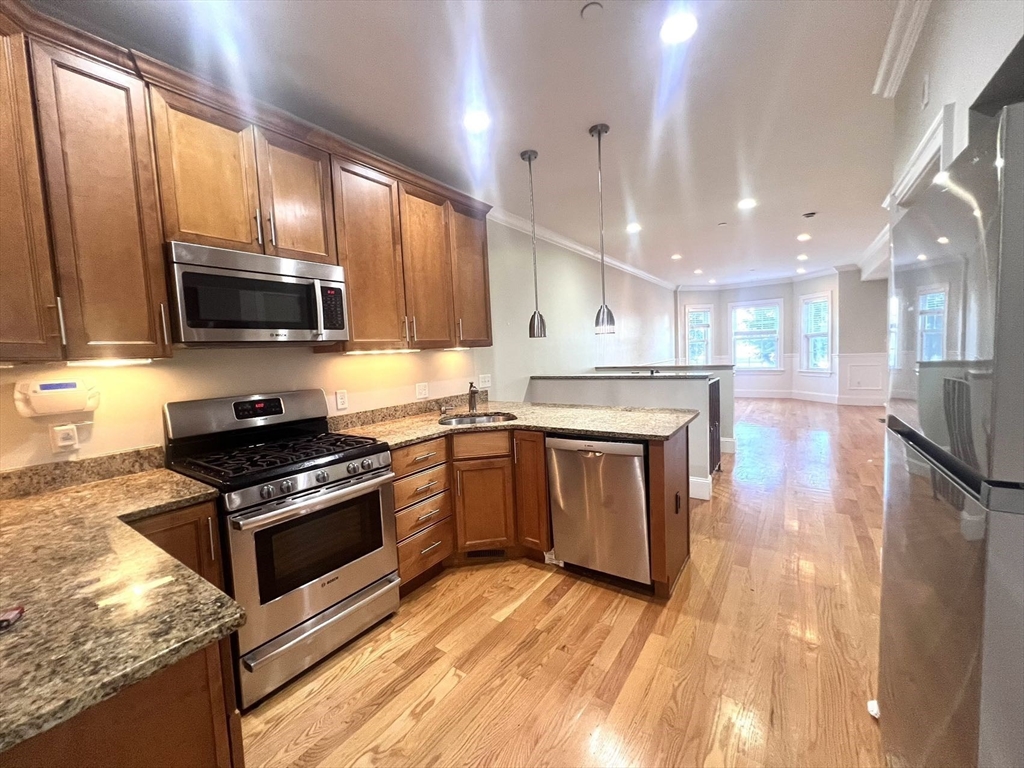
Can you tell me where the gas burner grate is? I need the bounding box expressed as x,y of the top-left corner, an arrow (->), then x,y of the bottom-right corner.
183,433 -> 376,480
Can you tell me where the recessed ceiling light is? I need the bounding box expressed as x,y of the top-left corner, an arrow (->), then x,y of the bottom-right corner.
796,267 -> 806,274
995,156 -> 1005,169
694,268 -> 703,275
660,11 -> 698,45
796,254 -> 809,261
737,198 -> 758,210
933,171 -> 950,185
708,278 -> 716,284
797,233 -> 811,242
973,209 -> 982,218
462,109 -> 491,134
937,236 -> 949,244
626,222 -> 642,234
671,253 -> 682,260
917,253 -> 928,261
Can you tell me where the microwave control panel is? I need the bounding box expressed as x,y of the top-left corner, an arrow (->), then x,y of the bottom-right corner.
321,286 -> 346,330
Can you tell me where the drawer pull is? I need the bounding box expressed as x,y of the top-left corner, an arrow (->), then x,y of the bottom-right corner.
414,480 -> 438,493
413,451 -> 438,463
416,509 -> 441,522
420,540 -> 442,555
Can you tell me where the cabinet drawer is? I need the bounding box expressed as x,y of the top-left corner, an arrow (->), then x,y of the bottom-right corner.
391,438 -> 447,478
398,517 -> 454,582
393,463 -> 449,510
451,430 -> 510,459
395,491 -> 451,542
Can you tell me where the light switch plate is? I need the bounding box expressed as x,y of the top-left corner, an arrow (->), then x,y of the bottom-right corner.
49,424 -> 78,453
415,382 -> 429,399
335,390 -> 348,410
478,373 -> 492,388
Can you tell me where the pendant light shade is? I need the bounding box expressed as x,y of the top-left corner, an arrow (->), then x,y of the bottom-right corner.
521,149 -> 547,338
589,123 -> 615,335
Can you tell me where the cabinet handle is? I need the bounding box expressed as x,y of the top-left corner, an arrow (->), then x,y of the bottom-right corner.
403,315 -> 410,343
414,480 -> 438,493
207,516 -> 216,561
411,316 -> 418,341
255,207 -> 264,246
268,210 -> 278,246
159,303 -> 170,346
413,451 -> 437,463
55,297 -> 67,346
675,492 -> 681,516
458,318 -> 463,341
420,540 -> 442,555
457,470 -> 462,497
513,439 -> 518,463
416,509 -> 440,522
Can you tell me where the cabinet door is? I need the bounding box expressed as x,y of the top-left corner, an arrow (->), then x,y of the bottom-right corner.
0,28 -> 61,361
31,42 -> 170,360
398,182 -> 455,349
254,127 -> 336,264
130,502 -> 223,589
332,157 -> 407,350
449,203 -> 491,347
454,457 -> 515,551
149,87 -> 262,253
513,430 -> 551,552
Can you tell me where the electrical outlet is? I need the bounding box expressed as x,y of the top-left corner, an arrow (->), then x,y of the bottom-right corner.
335,390 -> 348,410
478,373 -> 492,388
49,424 -> 78,453
415,382 -> 429,399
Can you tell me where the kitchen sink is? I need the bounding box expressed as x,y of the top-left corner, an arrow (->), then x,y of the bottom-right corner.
438,412 -> 518,426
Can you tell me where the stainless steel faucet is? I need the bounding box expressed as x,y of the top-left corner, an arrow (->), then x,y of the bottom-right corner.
468,382 -> 479,413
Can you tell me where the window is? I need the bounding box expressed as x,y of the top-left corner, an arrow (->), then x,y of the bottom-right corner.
685,305 -> 713,365
917,287 -> 947,362
888,291 -> 902,369
800,292 -> 831,372
730,301 -> 782,369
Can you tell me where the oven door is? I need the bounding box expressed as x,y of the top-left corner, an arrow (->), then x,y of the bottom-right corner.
226,472 -> 397,654
171,262 -> 347,343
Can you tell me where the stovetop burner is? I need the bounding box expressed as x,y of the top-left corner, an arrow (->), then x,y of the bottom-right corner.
182,433 -> 377,481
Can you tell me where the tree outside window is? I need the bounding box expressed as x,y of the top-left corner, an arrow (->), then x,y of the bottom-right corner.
731,302 -> 781,369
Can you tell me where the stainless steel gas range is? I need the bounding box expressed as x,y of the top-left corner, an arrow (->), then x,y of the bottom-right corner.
164,389 -> 398,708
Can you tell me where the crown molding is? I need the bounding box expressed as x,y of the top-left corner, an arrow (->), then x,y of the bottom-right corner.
883,106 -> 950,211
676,267 -> 838,293
873,0 -> 932,99
487,207 -> 677,291
859,225 -> 891,281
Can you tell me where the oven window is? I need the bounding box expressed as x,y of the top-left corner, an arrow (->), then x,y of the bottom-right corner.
253,492 -> 383,604
181,271 -> 316,329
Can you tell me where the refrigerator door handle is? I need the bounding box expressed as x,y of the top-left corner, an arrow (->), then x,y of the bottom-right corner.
892,428 -> 982,502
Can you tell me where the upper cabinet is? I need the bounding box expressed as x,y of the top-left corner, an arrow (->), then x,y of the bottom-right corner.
31,41 -> 170,360
398,183 -> 456,349
150,90 -> 337,265
0,26 -> 61,361
449,203 -> 491,347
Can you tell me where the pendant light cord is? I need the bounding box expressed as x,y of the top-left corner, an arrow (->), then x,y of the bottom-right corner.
528,156 -> 540,314
596,129 -> 606,306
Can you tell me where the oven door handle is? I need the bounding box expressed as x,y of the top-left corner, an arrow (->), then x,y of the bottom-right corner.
229,472 -> 395,533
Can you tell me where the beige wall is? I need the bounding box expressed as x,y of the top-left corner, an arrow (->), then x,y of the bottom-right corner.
837,270 -> 889,354
478,220 -> 676,402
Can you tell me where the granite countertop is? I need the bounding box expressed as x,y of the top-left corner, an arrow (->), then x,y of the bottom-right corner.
346,400 -> 699,448
0,470 -> 244,752
531,373 -> 717,380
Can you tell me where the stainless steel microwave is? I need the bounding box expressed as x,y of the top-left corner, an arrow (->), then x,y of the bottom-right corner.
168,242 -> 348,344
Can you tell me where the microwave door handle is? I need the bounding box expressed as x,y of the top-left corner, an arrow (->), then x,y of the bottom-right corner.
313,279 -> 325,337
230,472 -> 395,532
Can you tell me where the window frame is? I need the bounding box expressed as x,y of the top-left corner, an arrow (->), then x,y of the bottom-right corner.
728,299 -> 784,372
684,303 -> 714,366
916,284 -> 948,362
799,290 -> 832,374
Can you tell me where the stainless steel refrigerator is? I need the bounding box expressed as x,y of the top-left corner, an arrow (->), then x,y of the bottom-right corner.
880,94 -> 1024,768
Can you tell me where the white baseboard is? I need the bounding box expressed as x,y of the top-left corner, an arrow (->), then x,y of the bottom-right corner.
837,393 -> 887,406
690,475 -> 712,500
721,437 -> 736,454
792,390 -> 839,404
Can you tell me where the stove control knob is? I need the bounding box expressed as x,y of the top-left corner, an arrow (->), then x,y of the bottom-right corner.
259,485 -> 275,500
279,480 -> 294,494
347,462 -> 359,475
361,458 -> 373,470
315,470 -> 329,484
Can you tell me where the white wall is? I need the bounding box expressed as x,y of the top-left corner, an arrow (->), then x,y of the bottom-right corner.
479,220 -> 676,402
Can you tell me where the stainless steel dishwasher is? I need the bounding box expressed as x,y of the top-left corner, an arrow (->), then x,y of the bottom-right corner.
546,437 -> 651,585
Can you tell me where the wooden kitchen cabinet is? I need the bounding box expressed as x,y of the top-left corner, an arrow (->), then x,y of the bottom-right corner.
149,87 -> 262,253
449,203 -> 492,347
398,182 -> 456,349
254,127 -> 336,264
454,457 -> 516,551
513,430 -> 551,552
332,158 -> 408,350
30,41 -> 170,360
131,501 -> 224,589
0,24 -> 61,361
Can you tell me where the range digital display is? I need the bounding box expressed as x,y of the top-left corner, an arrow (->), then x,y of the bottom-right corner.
233,397 -> 284,420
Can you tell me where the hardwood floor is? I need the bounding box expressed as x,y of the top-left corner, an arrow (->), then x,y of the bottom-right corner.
242,399 -> 887,767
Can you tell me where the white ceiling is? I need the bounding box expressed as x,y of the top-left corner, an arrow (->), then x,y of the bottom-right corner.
35,0 -> 896,287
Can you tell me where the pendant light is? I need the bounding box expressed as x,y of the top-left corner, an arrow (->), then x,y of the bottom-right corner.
589,123 -> 615,334
521,149 -> 546,338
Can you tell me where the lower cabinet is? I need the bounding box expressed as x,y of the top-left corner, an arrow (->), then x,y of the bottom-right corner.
513,430 -> 551,552
454,457 -> 516,551
397,516 -> 455,582
130,501 -> 223,588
